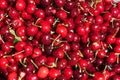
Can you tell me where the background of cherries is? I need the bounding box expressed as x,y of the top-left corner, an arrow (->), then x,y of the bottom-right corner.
0,0 -> 120,80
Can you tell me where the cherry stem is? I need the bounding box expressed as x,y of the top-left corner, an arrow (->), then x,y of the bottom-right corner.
31,59 -> 39,69
0,35 -> 5,43
64,51 -> 71,60
6,64 -> 15,71
113,27 -> 120,38
20,60 -> 26,67
84,69 -> 94,77
12,50 -> 24,56
91,50 -> 98,63
103,65 -> 108,73
61,7 -> 70,13
117,55 -> 119,64
78,50 -> 84,57
51,34 -> 61,47
108,44 -> 113,49
53,18 -> 59,27
35,18 -> 41,25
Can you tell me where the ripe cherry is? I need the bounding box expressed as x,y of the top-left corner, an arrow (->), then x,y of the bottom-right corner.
37,67 -> 48,78
16,0 -> 26,11
56,24 -> 68,38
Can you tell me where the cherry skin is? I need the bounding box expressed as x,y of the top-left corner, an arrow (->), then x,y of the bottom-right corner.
16,26 -> 26,37
16,0 -> 26,11
56,24 -> 68,38
79,59 -> 88,69
37,66 -> 49,79
32,48 -> 42,58
93,72 -> 105,80
40,20 -> 51,33
114,45 -> 120,53
0,0 -> 8,9
107,52 -> 117,64
34,9 -> 45,19
57,59 -> 67,70
63,68 -> 73,79
56,10 -> 67,20
53,48 -> 65,59
27,25 -> 38,36
24,45 -> 33,57
48,68 -> 60,79
76,26 -> 86,36
0,58 -> 8,70
26,3 -> 36,14
8,72 -> 17,80
1,42 -> 13,53
26,73 -> 39,80
55,0 -> 66,7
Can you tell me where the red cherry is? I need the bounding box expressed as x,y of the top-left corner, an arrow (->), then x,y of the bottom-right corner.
79,59 -> 88,69
107,52 -> 117,64
32,48 -> 42,58
0,0 -> 8,9
94,72 -> 105,80
0,58 -> 8,70
48,68 -> 60,78
63,68 -> 73,79
8,72 -> 17,80
37,66 -> 49,79
56,24 -> 68,37
16,0 -> 26,11
27,25 -> 38,36
26,3 -> 36,14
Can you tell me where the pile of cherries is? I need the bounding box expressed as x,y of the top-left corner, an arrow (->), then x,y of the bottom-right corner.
0,0 -> 120,80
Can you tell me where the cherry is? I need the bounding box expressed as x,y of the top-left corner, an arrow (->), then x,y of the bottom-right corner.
37,66 -> 49,78
0,0 -> 8,9
1,42 -> 13,53
4,33 -> 15,43
93,72 -> 105,80
48,68 -> 60,78
41,33 -> 52,45
113,64 -> 120,74
21,11 -> 32,20
0,58 -> 8,70
76,26 -> 86,36
112,75 -> 120,80
16,26 -> 26,37
107,52 -> 117,64
53,48 -> 65,59
26,3 -> 36,14
95,15 -> 103,24
32,48 -> 42,58
57,59 -> 67,70
7,72 -> 17,80
34,9 -> 45,19
24,45 -> 33,57
45,6 -> 56,16
106,35 -> 116,44
40,20 -> 51,33
27,25 -> 38,36
79,59 -> 88,69
63,68 -> 73,79
56,10 -> 67,20
55,0 -> 66,7
26,73 -> 39,80
8,8 -> 20,19
11,18 -> 24,29
41,0 -> 52,6
56,24 -> 68,37
16,0 -> 26,11
114,45 -> 120,53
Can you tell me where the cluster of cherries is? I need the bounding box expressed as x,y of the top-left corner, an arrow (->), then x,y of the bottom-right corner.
0,0 -> 120,80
